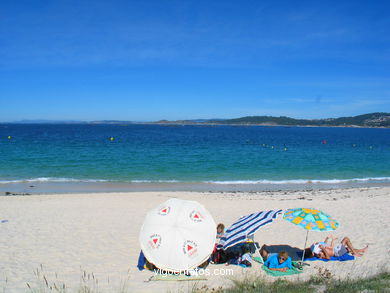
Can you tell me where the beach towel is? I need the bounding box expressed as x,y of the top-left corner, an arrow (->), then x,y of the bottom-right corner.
262,265 -> 303,277
305,254 -> 355,262
149,274 -> 207,281
297,251 -> 355,262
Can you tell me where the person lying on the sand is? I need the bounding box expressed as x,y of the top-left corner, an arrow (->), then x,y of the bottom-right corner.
310,235 -> 368,259
264,251 -> 292,272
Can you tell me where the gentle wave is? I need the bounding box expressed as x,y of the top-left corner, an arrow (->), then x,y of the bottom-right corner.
1,177 -> 390,185
0,177 -> 110,184
130,180 -> 180,183
0,178 -> 180,184
206,177 -> 390,184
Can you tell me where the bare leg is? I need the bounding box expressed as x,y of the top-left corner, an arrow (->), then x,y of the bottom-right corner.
354,245 -> 369,255
341,237 -> 368,256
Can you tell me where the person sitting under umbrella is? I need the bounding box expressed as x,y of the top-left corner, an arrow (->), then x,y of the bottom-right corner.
264,251 -> 292,272
309,235 -> 368,259
216,223 -> 225,242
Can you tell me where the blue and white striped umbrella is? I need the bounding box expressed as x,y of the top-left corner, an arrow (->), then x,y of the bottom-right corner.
219,210 -> 283,250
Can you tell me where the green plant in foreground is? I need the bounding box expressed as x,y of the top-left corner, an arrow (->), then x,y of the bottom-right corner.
222,277 -> 315,293
325,272 -> 390,293
16,266 -> 390,293
210,271 -> 390,293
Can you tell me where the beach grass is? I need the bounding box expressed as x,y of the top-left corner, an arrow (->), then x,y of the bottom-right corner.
324,272 -> 390,293
210,271 -> 390,293
221,278 -> 314,293
21,266 -> 131,293
18,267 -> 390,293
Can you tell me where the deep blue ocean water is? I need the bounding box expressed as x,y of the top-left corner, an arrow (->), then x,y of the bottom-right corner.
0,124 -> 389,186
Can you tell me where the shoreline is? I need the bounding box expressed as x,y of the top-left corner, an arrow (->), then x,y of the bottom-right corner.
1,179 -> 390,195
1,187 -> 389,292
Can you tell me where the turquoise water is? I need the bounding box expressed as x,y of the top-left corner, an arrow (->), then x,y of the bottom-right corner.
0,124 -> 389,186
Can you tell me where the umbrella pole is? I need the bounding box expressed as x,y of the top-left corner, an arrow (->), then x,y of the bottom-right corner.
301,230 -> 309,263
251,235 -> 264,264
255,244 -> 264,264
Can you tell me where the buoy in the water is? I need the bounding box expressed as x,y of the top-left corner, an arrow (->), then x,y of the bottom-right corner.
109,137 -> 115,141
7,136 -> 11,140
284,147 -> 288,151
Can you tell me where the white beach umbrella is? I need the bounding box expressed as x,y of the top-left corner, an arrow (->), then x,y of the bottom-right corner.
139,198 -> 216,272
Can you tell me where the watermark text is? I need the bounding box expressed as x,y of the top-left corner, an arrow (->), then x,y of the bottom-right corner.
153,267 -> 234,276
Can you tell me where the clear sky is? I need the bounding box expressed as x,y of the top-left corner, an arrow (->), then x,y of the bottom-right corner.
1,0 -> 389,121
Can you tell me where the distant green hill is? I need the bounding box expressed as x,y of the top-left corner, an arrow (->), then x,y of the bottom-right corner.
10,113 -> 389,127
208,112 -> 390,127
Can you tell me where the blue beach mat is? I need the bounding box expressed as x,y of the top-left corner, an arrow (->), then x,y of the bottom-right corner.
297,251 -> 355,262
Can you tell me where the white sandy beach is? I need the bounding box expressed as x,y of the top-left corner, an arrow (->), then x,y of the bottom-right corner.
1,187 -> 389,292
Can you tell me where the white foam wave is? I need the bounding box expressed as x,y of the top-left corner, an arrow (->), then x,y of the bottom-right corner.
0,178 -> 181,184
206,177 -> 390,185
1,177 -> 389,185
130,180 -> 180,183
0,177 -> 109,184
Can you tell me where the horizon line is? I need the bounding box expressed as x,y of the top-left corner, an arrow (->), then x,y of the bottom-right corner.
1,112 -> 389,124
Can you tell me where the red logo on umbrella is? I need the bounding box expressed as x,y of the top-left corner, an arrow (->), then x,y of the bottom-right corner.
183,240 -> 198,258
149,234 -> 162,249
190,210 -> 204,222
158,206 -> 171,216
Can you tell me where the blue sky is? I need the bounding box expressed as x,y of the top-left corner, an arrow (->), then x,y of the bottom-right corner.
1,0 -> 389,121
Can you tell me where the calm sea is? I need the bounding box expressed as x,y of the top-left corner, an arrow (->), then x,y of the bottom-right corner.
0,124 -> 389,192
